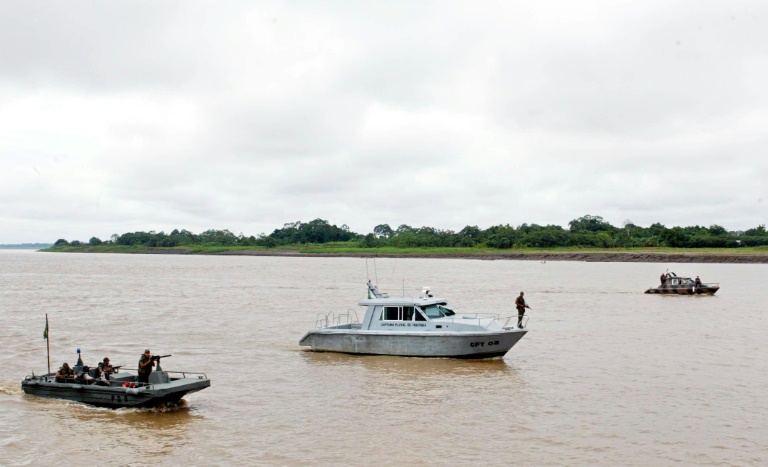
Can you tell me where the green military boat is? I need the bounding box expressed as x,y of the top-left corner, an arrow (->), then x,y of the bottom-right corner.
645,272 -> 719,295
21,352 -> 210,409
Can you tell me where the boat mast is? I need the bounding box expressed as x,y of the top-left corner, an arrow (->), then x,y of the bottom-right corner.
45,313 -> 50,374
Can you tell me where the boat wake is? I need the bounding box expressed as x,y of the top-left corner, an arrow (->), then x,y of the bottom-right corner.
0,385 -> 23,396
116,399 -> 190,414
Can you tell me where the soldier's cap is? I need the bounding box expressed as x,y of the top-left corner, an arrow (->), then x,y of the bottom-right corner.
103,357 -> 109,362
144,349 -> 150,354
63,362 -> 69,366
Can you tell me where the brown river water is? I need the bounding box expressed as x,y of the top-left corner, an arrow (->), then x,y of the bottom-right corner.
0,250 -> 766,465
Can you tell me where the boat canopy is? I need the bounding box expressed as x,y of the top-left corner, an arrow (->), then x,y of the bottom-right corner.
362,281 -> 447,307
358,297 -> 447,307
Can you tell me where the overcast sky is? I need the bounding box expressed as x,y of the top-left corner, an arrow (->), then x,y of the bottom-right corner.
1,1 -> 767,243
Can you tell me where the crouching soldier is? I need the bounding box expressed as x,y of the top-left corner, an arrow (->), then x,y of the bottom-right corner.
55,362 -> 75,383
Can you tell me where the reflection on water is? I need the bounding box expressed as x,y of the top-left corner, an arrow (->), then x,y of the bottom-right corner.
299,349 -> 516,374
1,251 -> 767,465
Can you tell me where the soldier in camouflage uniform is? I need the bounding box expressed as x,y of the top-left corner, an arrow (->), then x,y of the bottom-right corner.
55,362 -> 74,383
98,357 -> 113,380
515,292 -> 530,328
137,349 -> 155,385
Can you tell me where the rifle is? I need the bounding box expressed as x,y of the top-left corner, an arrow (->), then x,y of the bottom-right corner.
150,354 -> 172,362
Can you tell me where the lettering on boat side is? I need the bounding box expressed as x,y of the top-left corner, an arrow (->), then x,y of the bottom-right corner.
381,323 -> 427,327
470,341 -> 500,348
111,394 -> 128,403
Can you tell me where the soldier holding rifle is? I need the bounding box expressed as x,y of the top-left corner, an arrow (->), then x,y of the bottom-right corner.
516,291 -> 531,329
98,357 -> 114,378
138,349 -> 155,384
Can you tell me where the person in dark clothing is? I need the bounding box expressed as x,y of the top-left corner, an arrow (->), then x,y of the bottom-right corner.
137,349 -> 155,385
515,291 -> 530,328
98,357 -> 113,380
55,363 -> 75,383
695,276 -> 702,290
660,273 -> 667,285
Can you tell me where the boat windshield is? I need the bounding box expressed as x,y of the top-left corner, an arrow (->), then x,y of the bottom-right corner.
438,305 -> 456,316
421,304 -> 454,318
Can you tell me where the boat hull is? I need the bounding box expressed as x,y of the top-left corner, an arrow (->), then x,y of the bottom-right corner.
21,377 -> 210,409
299,329 -> 527,359
644,286 -> 719,295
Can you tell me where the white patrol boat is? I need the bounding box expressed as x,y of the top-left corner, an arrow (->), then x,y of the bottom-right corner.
299,282 -> 528,359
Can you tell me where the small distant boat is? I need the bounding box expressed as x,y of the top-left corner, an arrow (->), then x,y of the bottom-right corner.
645,272 -> 719,295
21,354 -> 210,409
299,281 -> 528,359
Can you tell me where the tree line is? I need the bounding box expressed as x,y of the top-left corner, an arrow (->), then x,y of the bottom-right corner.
52,215 -> 768,249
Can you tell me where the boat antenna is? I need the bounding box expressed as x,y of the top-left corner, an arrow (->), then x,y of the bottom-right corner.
373,257 -> 379,286
44,313 -> 50,374
366,258 -> 370,282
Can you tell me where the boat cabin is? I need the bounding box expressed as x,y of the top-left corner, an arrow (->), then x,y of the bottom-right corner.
357,296 -> 459,329
352,282 -> 504,332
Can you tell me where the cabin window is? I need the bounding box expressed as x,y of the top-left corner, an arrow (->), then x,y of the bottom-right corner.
671,279 -> 678,286
422,305 -> 445,319
380,306 -> 417,321
414,310 -> 427,321
382,306 -> 400,320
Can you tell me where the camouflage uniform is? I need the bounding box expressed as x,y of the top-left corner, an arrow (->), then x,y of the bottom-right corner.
138,354 -> 153,384
515,294 -> 527,328
98,361 -> 112,380
56,365 -> 74,383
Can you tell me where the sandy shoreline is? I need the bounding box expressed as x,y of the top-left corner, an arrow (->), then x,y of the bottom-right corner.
96,248 -> 768,263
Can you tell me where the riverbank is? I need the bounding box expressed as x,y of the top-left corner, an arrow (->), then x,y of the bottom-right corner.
40,245 -> 768,263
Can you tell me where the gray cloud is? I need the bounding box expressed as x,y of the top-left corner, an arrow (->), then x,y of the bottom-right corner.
1,1 -> 767,243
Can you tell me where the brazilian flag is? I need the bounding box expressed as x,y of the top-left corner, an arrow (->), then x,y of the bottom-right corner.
43,316 -> 48,340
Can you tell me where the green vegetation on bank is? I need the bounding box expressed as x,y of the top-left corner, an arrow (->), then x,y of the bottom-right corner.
44,215 -> 768,253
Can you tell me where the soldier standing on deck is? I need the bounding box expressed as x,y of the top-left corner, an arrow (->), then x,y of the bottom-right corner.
515,291 -> 530,329
138,349 -> 155,385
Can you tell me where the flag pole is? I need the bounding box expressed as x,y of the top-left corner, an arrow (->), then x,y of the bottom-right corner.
45,313 -> 50,374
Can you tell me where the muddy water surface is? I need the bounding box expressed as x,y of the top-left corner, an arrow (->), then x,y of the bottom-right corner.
1,250 -> 766,465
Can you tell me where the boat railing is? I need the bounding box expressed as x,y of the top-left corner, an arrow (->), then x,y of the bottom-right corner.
459,312 -> 502,320
502,315 -> 529,329
163,370 -> 209,380
447,313 -> 524,330
314,309 -> 360,328
334,309 -> 360,326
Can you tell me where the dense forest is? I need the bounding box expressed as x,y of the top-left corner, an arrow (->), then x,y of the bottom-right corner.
51,215 -> 768,250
